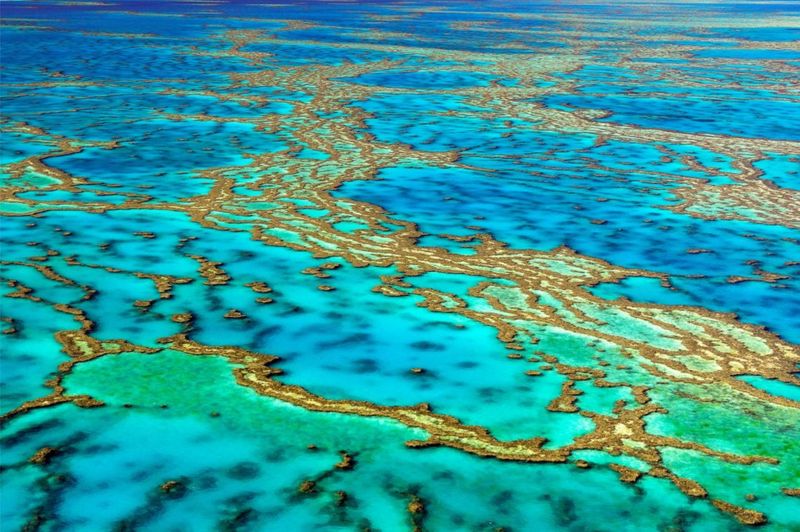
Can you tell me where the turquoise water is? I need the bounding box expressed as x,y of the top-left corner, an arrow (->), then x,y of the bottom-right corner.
1,1 -> 799,530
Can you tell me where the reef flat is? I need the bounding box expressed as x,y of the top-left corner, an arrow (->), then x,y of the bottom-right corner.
1,0 -> 799,530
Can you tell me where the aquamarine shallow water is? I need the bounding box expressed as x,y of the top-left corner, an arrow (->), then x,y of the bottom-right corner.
1,1 -> 799,531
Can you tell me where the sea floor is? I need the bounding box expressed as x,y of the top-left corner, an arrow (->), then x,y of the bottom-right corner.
1,1 -> 799,530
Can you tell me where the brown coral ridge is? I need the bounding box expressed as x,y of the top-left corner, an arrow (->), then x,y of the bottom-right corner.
0,327 -> 159,424
3,46 -> 792,404
4,22 -> 800,231
407,494 -> 427,532
146,334 -> 777,525
28,446 -> 59,465
0,121 -> 143,214
0,256 -> 790,526
118,52 -> 799,412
